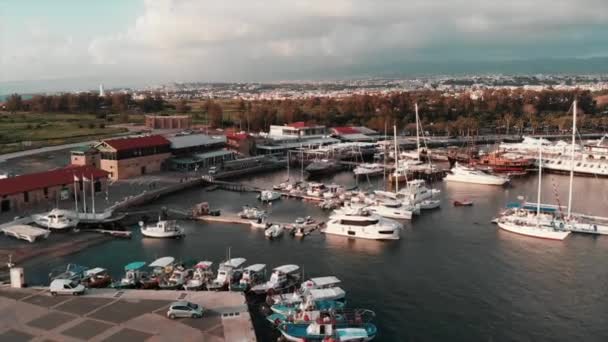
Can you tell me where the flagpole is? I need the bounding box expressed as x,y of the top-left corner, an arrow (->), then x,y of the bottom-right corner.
91,173 -> 96,214
73,175 -> 79,213
82,174 -> 87,213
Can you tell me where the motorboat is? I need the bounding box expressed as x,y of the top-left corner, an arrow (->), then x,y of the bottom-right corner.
258,190 -> 282,202
305,159 -> 342,177
250,216 -> 270,229
353,163 -> 384,176
114,261 -> 147,289
33,209 -> 79,230
453,200 -> 473,207
325,207 -> 402,240
269,299 -> 347,320
444,163 -> 509,186
251,264 -> 301,295
270,276 -> 346,306
159,264 -> 193,290
81,267 -> 112,288
278,322 -> 378,342
184,261 -> 214,291
419,199 -> 441,210
49,264 -> 88,282
231,264 -> 267,292
364,201 -> 414,220
265,224 -> 284,239
207,257 -> 247,291
238,206 -> 266,219
139,220 -> 185,238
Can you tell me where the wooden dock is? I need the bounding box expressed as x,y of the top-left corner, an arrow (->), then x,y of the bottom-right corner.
1,225 -> 50,243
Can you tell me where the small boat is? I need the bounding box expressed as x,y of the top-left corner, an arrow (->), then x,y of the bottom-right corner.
231,263 -> 267,292
305,159 -> 342,177
258,190 -> 281,202
184,261 -> 214,291
207,257 -> 247,291
269,299 -> 347,320
419,199 -> 441,210
238,206 -> 266,219
140,256 -> 176,289
270,277 -> 345,306
278,322 -> 378,342
139,220 -> 184,238
353,163 -> 384,176
114,261 -> 147,289
49,264 -> 88,282
454,200 -> 473,207
159,264 -> 193,290
81,267 -> 112,288
251,264 -> 301,295
265,224 -> 284,239
250,216 -> 270,229
33,209 -> 79,230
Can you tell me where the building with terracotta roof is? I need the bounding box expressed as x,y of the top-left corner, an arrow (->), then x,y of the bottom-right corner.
145,115 -> 191,129
95,135 -> 171,180
0,165 -> 109,213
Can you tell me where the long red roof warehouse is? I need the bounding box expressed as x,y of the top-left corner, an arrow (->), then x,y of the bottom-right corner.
102,135 -> 170,151
0,165 -> 109,197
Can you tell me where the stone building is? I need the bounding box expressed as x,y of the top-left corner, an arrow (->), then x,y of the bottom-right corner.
145,115 -> 192,130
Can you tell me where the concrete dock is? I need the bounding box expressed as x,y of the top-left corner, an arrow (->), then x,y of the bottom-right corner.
0,286 -> 256,341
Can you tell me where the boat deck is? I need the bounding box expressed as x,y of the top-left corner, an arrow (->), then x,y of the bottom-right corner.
1,224 -> 49,243
0,286 -> 256,341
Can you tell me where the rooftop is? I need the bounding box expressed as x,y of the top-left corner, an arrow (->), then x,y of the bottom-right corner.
168,134 -> 226,149
0,165 -> 109,197
102,135 -> 170,151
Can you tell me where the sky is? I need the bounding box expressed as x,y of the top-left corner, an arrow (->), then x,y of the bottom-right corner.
2,0 -> 608,92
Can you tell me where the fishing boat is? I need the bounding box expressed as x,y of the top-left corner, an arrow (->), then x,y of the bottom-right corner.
207,257 -> 247,291
33,209 -> 79,230
114,261 -> 147,289
325,207 -> 402,240
269,299 -> 347,320
270,276 -> 346,306
444,163 -> 510,186
238,206 -> 266,219
250,216 -> 270,229
81,267 -> 112,288
140,256 -> 175,289
139,219 -> 185,238
231,264 -> 266,292
265,224 -> 284,239
159,264 -> 193,290
251,264 -> 301,295
184,261 -> 214,291
278,322 -> 378,342
258,190 -> 282,202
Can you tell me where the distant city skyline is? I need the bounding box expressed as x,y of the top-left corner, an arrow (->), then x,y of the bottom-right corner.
2,0 -> 608,93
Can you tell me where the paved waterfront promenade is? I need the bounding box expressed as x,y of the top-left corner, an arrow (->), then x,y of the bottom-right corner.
0,286 -> 256,341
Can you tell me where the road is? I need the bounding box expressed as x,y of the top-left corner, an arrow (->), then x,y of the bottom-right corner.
0,140 -> 99,162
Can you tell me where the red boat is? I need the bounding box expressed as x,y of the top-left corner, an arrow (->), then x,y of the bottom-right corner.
82,268 -> 112,288
476,152 -> 534,173
453,200 -> 473,207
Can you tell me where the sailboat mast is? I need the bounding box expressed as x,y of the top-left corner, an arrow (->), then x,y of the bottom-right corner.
90,173 -> 95,214
394,125 -> 399,193
567,100 -> 577,219
537,140 -> 542,226
383,120 -> 387,187
415,103 -> 420,161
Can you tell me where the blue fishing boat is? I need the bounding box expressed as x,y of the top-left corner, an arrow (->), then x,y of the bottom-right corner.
113,261 -> 147,289
278,322 -> 377,341
271,299 -> 347,317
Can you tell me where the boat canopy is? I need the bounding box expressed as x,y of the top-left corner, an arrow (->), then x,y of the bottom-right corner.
124,261 -> 146,271
149,256 -> 175,268
336,328 -> 369,341
309,276 -> 341,287
195,261 -> 213,269
244,264 -> 266,272
309,287 -> 346,300
84,267 -> 106,276
223,258 -> 247,268
273,264 -> 300,274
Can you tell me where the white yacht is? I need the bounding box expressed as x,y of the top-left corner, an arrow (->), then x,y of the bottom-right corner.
325,207 -> 401,240
397,179 -> 441,204
444,163 -> 509,185
353,163 -> 384,176
258,190 -> 281,202
536,157 -> 608,177
364,200 -> 414,220
496,220 -> 571,240
33,209 -> 80,230
139,220 -> 185,238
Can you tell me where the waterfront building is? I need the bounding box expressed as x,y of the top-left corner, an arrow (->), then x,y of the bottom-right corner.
70,146 -> 101,168
95,135 -> 171,180
0,165 -> 108,213
145,115 -> 192,130
268,122 -> 327,139
169,150 -> 236,171
331,126 -> 379,142
168,133 -> 227,156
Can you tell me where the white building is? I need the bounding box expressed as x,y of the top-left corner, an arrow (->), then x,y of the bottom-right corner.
268,122 -> 327,139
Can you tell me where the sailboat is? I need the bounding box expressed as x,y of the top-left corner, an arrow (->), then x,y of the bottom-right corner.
496,109 -> 571,241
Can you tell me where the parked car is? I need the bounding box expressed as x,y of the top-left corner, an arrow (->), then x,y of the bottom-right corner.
49,279 -> 86,296
166,301 -> 204,319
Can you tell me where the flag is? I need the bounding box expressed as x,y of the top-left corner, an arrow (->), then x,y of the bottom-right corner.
73,175 -> 79,182
82,175 -> 90,182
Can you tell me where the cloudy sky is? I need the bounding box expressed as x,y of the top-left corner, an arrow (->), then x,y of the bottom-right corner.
2,0 -> 608,92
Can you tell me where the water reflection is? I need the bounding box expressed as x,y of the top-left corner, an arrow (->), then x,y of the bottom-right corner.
323,233 -> 390,255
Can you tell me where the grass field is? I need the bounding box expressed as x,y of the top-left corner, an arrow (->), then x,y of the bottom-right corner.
0,112 -> 132,154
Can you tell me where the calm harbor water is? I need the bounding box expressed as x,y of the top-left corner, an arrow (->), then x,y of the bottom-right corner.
19,169 -> 608,341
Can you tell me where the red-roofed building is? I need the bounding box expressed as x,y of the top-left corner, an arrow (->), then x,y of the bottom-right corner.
332,127 -> 360,135
0,165 -> 109,213
94,135 -> 171,180
226,132 -> 256,156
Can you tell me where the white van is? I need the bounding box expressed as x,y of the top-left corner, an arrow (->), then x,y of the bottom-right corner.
50,279 -> 86,296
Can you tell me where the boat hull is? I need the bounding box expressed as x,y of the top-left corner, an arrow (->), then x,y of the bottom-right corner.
140,228 -> 184,238
323,226 -> 400,240
444,174 -> 508,185
497,221 -> 570,240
